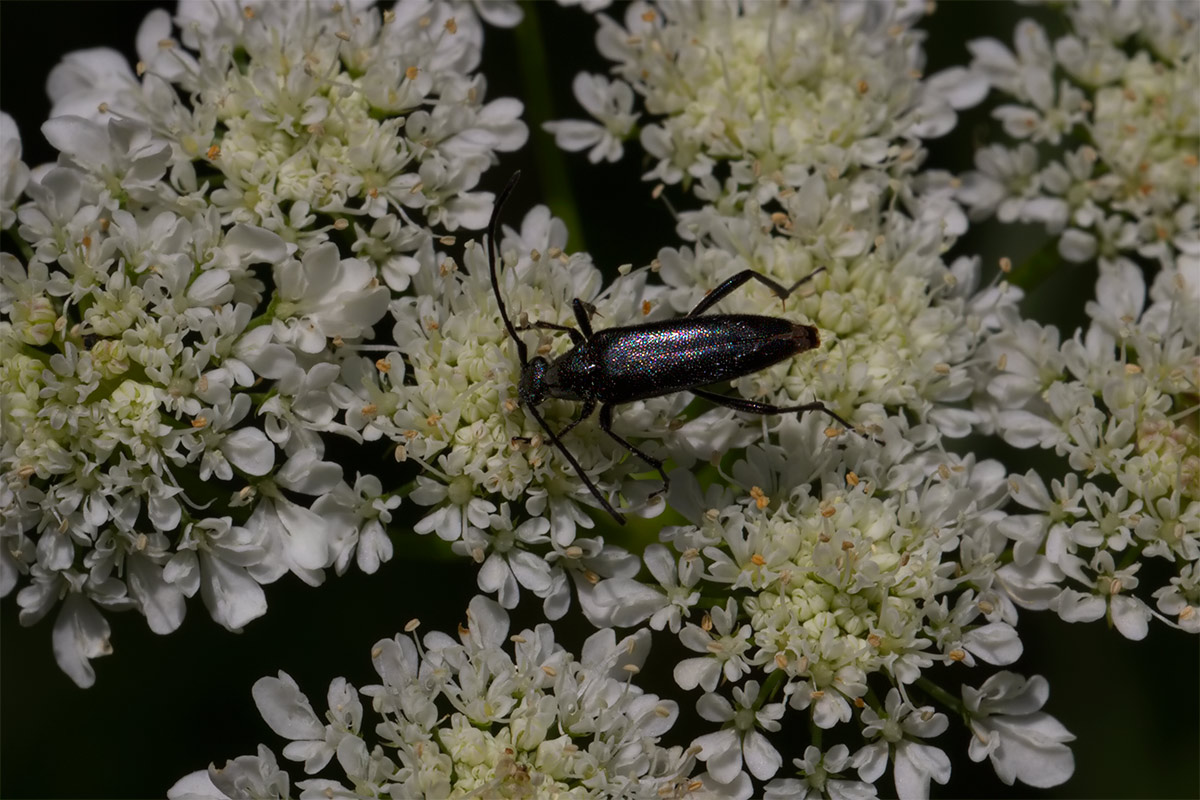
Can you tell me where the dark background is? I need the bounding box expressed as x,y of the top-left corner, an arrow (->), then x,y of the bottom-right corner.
2,2 -> 1197,798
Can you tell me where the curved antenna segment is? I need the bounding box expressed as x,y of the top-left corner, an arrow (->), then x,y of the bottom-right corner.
488,171 -> 527,364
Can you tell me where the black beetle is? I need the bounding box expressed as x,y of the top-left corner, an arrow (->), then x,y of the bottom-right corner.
488,172 -> 863,524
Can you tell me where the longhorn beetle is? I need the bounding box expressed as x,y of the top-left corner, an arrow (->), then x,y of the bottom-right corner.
488,172 -> 866,525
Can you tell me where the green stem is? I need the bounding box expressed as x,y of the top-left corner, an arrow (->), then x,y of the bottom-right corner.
1007,235 -> 1064,293
514,0 -> 586,254
757,666 -> 788,709
915,675 -> 966,719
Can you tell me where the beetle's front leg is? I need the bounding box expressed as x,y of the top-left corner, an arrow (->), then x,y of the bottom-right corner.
571,298 -> 598,338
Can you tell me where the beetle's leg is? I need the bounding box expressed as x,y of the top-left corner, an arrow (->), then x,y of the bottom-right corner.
688,267 -> 826,317
598,404 -> 670,495
690,387 -> 877,442
514,319 -> 586,346
572,299 -> 597,338
554,398 -> 596,440
512,398 -> 595,446
522,401 -> 625,525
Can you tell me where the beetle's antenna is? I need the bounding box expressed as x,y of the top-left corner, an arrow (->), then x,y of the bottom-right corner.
524,404 -> 626,525
489,171 -> 527,364
488,171 -> 627,525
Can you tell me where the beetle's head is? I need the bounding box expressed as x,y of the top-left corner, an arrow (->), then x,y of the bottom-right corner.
520,356 -> 549,407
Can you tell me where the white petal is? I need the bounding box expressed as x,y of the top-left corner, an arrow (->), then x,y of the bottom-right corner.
894,741 -> 951,800
508,549 -> 553,592
167,771 -> 226,800
997,410 -> 1061,448
51,594 -> 112,688
674,656 -> 720,692
356,521 -> 393,574
221,427 -> 275,476
252,673 -> 324,740
696,691 -> 735,723
927,66 -> 990,108
466,594 -> 510,648
543,120 -> 604,152
1109,595 -> 1150,640
200,551 -> 268,631
988,714 -> 1076,787
1054,589 -> 1106,623
963,622 -> 1023,665
1057,229 -> 1096,262
854,741 -> 888,783
592,577 -> 667,626
42,116 -> 109,167
703,735 -> 745,785
742,729 -> 783,780
128,555 -> 186,634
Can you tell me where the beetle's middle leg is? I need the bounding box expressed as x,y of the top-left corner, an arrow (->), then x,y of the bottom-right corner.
598,404 -> 670,494
688,267 -> 826,317
514,319 -> 585,346
513,398 -> 595,447
516,299 -> 597,343
690,387 -> 872,440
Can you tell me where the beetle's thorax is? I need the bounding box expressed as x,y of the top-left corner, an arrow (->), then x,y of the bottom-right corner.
520,357 -> 550,406
542,346 -> 597,401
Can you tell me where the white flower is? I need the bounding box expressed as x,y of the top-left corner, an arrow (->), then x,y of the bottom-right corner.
271,245 -> 390,355
765,745 -> 878,800
854,689 -> 950,800
960,3 -> 1200,270
692,680 -> 784,783
543,73 -> 638,163
673,598 -> 754,693
169,745 -> 291,800
310,474 -> 399,576
963,672 -> 1075,789
167,517 -> 269,633
0,113 -> 29,228
452,504 -> 553,608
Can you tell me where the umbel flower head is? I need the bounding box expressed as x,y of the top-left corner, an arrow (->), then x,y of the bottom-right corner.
548,0 -> 986,189
959,2 -> 1200,639
169,595 -> 703,799
0,0 -> 526,687
581,414 -> 1075,795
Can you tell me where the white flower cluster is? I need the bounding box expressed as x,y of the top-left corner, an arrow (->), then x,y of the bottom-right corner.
585,417 -> 1074,796
169,595 -> 703,799
547,0 -> 985,184
982,256 -> 1198,637
0,0 -> 525,687
958,2 -> 1199,266
959,2 -> 1200,639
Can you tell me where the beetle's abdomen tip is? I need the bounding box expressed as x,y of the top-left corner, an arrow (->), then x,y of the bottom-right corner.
792,323 -> 820,351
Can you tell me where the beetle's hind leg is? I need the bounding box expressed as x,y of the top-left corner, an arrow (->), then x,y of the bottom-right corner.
690,388 -> 878,443
598,404 -> 670,497
688,267 -> 826,317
